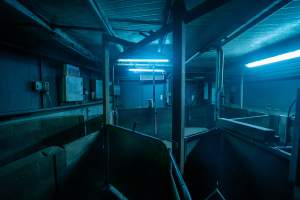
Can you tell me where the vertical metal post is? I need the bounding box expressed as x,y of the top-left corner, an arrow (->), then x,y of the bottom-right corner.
103,40 -> 110,124
214,52 -> 219,120
291,89 -> 300,189
218,47 -> 224,96
152,65 -> 158,135
112,64 -> 116,125
172,0 -> 185,172
102,38 -> 110,186
208,80 -> 212,104
240,72 -> 244,109
215,47 -> 224,119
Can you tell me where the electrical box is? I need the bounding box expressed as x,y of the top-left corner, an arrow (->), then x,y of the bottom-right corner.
90,79 -> 103,100
32,81 -> 43,91
63,64 -> 80,77
61,76 -> 83,102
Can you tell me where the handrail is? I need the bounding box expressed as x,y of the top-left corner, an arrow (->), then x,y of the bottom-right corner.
169,151 -> 192,200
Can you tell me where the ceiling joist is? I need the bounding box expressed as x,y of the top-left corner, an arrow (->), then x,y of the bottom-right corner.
184,0 -> 230,24
4,0 -> 96,61
88,0 -> 115,37
116,23 -> 173,62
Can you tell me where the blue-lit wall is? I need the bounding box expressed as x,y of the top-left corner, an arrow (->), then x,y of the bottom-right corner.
0,47 -> 101,115
0,48 -> 42,113
224,58 -> 300,114
119,81 -> 166,109
118,79 -> 205,109
244,79 -> 299,114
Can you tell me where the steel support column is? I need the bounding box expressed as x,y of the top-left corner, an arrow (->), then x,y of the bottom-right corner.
103,40 -> 110,124
240,72 -> 244,109
172,1 -> 186,172
291,89 -> 300,199
102,38 -> 110,187
215,47 -> 224,119
291,89 -> 300,187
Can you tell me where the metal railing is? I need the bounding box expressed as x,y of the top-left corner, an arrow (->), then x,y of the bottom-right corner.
169,151 -> 192,200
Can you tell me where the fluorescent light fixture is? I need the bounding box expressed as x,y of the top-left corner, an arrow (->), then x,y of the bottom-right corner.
246,49 -> 300,68
118,58 -> 169,63
118,63 -> 171,67
128,68 -> 165,73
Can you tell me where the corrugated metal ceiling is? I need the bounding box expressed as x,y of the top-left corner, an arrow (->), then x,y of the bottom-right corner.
2,0 -> 300,72
223,0 -> 300,58
186,0 -> 282,67
100,0 -> 165,42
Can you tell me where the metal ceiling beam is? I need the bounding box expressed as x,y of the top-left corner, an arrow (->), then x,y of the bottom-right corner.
105,35 -> 136,47
158,0 -> 172,53
116,23 -> 173,61
27,23 -> 152,34
4,0 -> 96,61
109,18 -> 163,25
88,0 -> 115,37
53,24 -> 104,31
186,0 -> 292,65
20,23 -> 134,49
88,0 -> 136,51
184,0 -> 230,24
220,0 -> 292,46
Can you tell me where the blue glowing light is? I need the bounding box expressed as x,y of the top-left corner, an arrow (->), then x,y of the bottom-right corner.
118,59 -> 170,63
128,68 -> 165,73
117,63 -> 171,67
246,49 -> 300,68
246,50 -> 300,68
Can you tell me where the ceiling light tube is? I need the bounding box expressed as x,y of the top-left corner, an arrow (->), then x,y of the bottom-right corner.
246,49 -> 300,68
118,59 -> 169,63
118,63 -> 171,67
128,68 -> 165,73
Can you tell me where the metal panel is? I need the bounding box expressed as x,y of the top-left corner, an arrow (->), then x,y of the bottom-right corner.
290,88 -> 300,185
107,125 -> 173,199
61,76 -> 83,102
0,48 -> 41,114
217,118 -> 275,142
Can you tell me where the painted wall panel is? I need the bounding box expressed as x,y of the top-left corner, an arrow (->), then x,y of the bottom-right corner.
119,81 -> 165,109
0,47 -> 102,115
0,49 -> 41,113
